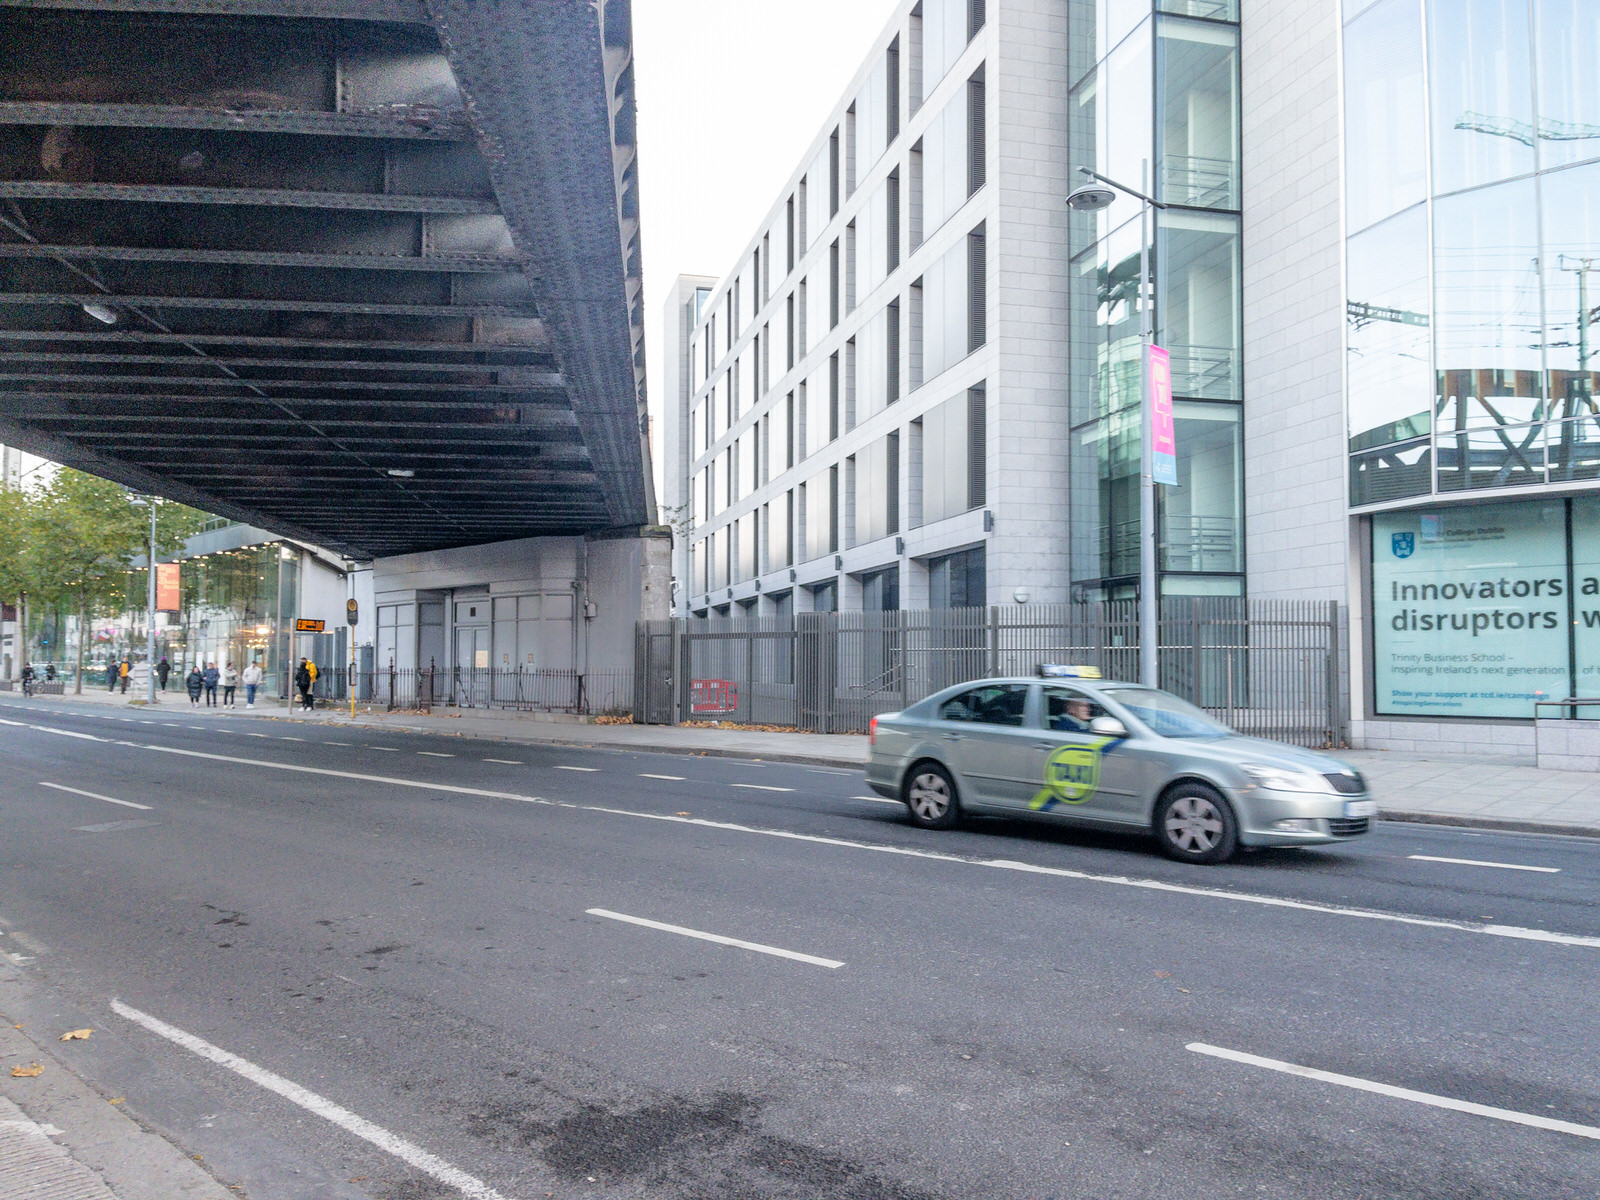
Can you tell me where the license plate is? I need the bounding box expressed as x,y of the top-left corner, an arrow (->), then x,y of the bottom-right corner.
1345,799 -> 1377,818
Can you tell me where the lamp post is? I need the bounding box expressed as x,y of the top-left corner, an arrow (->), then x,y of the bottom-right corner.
1066,161 -> 1168,688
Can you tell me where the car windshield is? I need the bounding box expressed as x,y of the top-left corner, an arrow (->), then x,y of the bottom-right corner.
1102,688 -> 1233,739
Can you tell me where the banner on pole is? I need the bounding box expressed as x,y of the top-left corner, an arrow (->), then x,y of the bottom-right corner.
155,563 -> 180,612
1147,343 -> 1177,486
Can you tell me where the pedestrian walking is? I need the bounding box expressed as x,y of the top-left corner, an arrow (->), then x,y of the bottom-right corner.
295,658 -> 314,711
156,657 -> 170,691
186,664 -> 203,706
221,661 -> 238,708
118,658 -> 131,694
202,661 -> 220,707
242,660 -> 263,709
20,662 -> 33,698
107,658 -> 118,693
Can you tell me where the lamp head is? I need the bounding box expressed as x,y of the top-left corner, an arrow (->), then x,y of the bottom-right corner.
1065,184 -> 1117,212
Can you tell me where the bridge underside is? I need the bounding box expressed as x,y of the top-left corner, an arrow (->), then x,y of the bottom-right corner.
0,0 -> 649,559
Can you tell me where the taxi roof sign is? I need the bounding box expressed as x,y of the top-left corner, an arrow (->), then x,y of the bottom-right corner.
1036,664 -> 1102,679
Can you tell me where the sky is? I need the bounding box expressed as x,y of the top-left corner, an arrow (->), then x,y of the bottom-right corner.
631,0 -> 902,495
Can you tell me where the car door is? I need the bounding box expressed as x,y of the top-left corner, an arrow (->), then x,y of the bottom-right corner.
1025,686 -> 1147,824
933,683 -> 1038,810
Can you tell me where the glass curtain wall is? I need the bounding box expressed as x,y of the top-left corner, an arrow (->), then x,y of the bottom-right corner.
1345,0 -> 1600,506
1068,0 -> 1243,599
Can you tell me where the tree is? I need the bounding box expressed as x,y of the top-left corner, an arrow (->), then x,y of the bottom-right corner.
7,469 -> 206,691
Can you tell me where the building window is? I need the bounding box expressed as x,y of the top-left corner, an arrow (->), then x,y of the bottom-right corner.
928,545 -> 985,609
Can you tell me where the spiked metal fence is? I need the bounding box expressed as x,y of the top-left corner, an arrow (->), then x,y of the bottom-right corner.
636,599 -> 1343,747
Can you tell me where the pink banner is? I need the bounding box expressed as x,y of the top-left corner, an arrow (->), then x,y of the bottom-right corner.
1147,344 -> 1177,485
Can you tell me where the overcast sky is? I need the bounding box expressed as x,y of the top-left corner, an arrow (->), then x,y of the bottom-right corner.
631,0 -> 902,493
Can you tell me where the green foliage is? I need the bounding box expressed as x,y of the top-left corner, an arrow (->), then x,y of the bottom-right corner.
0,467 -> 209,614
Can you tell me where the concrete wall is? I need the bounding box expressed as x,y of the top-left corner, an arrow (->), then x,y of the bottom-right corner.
371,530 -> 670,675
1240,0 -> 1347,602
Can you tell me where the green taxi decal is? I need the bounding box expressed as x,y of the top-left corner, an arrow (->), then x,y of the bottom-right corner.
1030,738 -> 1122,811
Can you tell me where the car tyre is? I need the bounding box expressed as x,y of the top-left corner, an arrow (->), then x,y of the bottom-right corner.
1155,782 -> 1239,864
903,762 -> 961,830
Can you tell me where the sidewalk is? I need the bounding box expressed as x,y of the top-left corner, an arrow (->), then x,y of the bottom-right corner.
0,1012 -> 232,1200
15,685 -> 1600,838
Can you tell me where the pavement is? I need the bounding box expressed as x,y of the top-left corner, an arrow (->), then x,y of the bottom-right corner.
21,681 -> 1600,837
0,685 -> 1596,1198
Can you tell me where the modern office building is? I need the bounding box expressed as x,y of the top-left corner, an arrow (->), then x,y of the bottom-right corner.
662,0 -> 1600,753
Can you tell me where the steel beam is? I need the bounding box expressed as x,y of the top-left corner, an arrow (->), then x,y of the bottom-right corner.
0,102 -> 468,140
0,330 -> 552,356
0,182 -> 497,214
0,244 -> 519,273
0,372 -> 566,393
0,292 -> 535,317
5,1 -> 431,22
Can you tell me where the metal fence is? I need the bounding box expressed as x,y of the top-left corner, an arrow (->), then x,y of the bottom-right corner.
637,598 -> 1343,747
288,664 -> 635,715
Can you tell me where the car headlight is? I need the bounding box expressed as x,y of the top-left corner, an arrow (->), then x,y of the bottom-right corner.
1240,763 -> 1332,793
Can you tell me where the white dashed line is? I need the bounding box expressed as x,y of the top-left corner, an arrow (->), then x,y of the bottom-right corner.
730,783 -> 793,793
39,782 -> 152,811
370,746 -> 400,752
553,765 -> 598,772
585,908 -> 844,969
482,759 -> 523,765
1408,855 -> 1559,874
418,751 -> 455,758
639,773 -> 685,781
280,737 -> 306,742
324,742 -> 352,747
1187,1042 -> 1600,1141
110,999 -> 515,1200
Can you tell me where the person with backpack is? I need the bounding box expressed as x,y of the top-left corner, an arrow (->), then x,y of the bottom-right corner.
20,662 -> 33,698
294,659 -> 314,711
186,664 -> 204,707
156,657 -> 170,691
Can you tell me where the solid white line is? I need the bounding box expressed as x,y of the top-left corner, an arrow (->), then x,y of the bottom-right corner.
109,999 -> 513,1199
730,783 -> 793,793
585,908 -> 844,969
854,794 -> 903,806
639,773 -> 685,781
553,765 -> 597,772
39,781 -> 152,811
482,759 -> 523,765
1186,1042 -> 1600,1141
2,713 -> 1595,951
417,751 -> 454,758
1408,854 -> 1559,874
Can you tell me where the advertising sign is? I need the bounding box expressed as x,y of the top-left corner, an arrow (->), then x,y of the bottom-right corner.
1371,502 -> 1570,718
1147,344 -> 1177,485
690,679 -> 739,714
155,562 -> 180,612
1572,496 -> 1600,696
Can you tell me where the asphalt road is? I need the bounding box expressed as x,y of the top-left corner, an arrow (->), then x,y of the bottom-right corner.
0,696 -> 1595,1200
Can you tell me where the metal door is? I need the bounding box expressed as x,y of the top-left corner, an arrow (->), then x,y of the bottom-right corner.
454,626 -> 489,707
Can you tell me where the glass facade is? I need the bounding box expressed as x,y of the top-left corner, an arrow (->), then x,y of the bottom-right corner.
1068,0 -> 1243,598
1345,0 -> 1600,506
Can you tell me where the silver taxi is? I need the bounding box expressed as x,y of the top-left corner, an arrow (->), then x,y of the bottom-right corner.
865,667 -> 1374,864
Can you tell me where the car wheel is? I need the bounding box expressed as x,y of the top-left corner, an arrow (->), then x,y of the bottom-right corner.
1155,783 -> 1239,864
904,762 -> 961,830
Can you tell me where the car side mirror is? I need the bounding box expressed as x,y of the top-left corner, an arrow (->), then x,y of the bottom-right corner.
1089,716 -> 1128,738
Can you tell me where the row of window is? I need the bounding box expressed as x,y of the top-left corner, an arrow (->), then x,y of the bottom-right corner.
690,386 -> 987,596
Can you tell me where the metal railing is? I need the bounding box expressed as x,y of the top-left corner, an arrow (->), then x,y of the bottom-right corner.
287,664 -> 635,715
637,598 -> 1343,747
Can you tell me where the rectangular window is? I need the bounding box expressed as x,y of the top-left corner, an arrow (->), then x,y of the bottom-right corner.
829,352 -> 841,441
968,221 -> 987,352
887,168 -> 901,274
887,35 -> 901,144
967,64 -> 986,195
928,545 -> 985,609
920,389 -> 976,525
787,194 -> 796,272
967,382 -> 986,508
829,127 -> 841,216
785,391 -> 796,468
845,337 -> 858,429
887,430 -> 901,535
786,292 -> 796,370
845,221 -> 857,314
887,298 -> 901,404
830,238 -> 841,328
829,465 -> 840,554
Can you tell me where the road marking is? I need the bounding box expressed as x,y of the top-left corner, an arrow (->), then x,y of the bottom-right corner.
1186,1042 -> 1600,1142
162,723 -> 180,727
482,759 -> 523,765
324,742 -> 352,747
2,713 -> 1595,951
854,794 -> 903,806
639,773 -> 685,781
553,765 -> 597,772
280,737 -> 306,742
418,751 -> 454,758
1408,855 -> 1559,874
585,908 -> 844,969
39,782 -> 152,811
730,783 -> 793,793
109,999 -> 514,1200
370,746 -> 400,752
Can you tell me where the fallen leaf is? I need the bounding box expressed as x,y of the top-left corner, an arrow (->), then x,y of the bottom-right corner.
11,1023 -> 21,1029
676,811 -> 691,816
1177,987 -> 1191,994
1154,971 -> 1172,978
11,1063 -> 44,1077
109,1098 -> 124,1105
59,1028 -> 93,1041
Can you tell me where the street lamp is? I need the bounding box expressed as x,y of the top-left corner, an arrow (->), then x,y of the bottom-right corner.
1065,162 -> 1168,688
